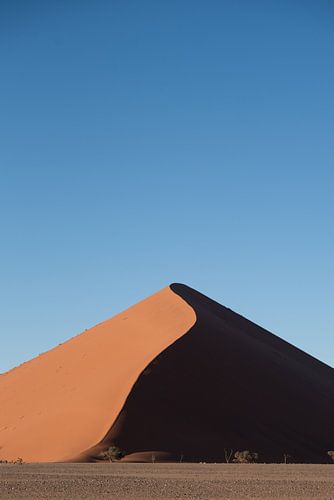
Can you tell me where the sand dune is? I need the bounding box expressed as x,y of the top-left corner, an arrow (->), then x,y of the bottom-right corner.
1,284 -> 333,463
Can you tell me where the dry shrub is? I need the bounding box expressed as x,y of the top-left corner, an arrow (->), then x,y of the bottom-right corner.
101,446 -> 124,462
233,450 -> 259,463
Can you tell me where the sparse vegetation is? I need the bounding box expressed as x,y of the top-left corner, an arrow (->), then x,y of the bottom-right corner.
327,451 -> 334,462
101,446 -> 124,462
233,450 -> 259,463
224,448 -> 234,463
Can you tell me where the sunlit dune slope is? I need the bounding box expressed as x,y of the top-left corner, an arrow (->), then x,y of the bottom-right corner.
0,286 -> 195,462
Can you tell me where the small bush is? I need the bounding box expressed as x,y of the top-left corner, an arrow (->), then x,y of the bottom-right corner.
327,451 -> 334,462
101,446 -> 124,462
233,450 -> 259,463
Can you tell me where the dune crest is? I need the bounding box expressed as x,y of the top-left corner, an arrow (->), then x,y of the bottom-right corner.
0,286 -> 195,462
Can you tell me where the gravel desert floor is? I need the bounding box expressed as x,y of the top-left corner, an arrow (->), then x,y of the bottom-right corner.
0,463 -> 333,499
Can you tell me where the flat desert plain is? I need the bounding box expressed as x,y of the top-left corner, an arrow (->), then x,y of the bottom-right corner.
1,463 -> 333,499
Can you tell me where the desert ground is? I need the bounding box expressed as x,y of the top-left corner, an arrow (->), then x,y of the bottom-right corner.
1,463 -> 333,499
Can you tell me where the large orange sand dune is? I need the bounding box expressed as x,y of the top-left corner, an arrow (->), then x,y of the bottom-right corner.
0,284 -> 333,463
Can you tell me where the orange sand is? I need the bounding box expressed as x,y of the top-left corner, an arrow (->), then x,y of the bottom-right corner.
0,287 -> 195,462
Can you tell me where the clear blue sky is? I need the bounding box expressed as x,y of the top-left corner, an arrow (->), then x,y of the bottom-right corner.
1,0 -> 333,372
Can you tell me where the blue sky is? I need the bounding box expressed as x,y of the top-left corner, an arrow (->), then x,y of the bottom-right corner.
1,0 -> 333,372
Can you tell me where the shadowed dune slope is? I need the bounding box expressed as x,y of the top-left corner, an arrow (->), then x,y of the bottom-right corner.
0,287 -> 195,462
93,284 -> 334,464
